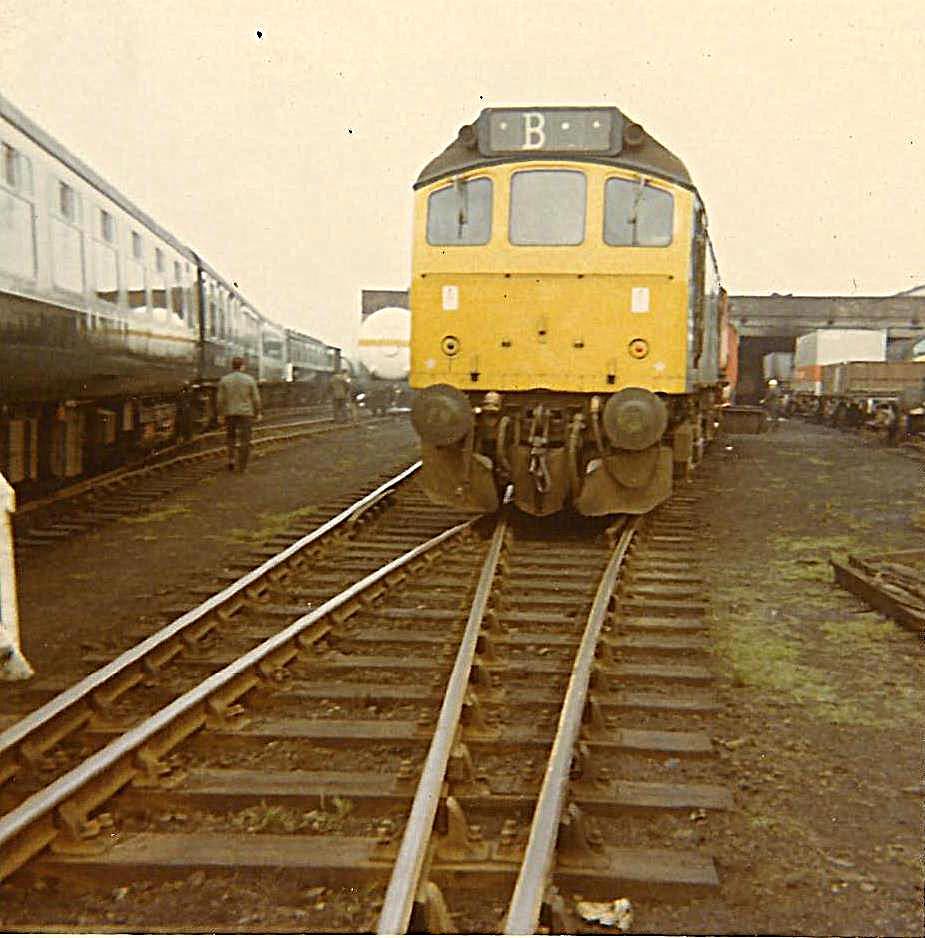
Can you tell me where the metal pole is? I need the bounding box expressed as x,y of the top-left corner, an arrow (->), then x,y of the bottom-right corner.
0,473 -> 32,680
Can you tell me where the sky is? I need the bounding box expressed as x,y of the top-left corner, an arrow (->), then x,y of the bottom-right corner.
1,0 -> 923,352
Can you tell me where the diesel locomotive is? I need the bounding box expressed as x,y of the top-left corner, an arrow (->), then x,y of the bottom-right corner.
409,106 -> 730,516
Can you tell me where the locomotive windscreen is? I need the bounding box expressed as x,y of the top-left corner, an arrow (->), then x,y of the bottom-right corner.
479,108 -> 623,156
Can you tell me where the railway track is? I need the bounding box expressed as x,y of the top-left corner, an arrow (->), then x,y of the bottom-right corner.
0,477 -> 727,933
12,408 -> 396,553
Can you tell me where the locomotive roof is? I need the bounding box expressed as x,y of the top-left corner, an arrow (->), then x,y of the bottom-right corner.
414,106 -> 694,191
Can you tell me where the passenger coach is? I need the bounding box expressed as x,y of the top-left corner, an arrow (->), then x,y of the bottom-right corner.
0,93 -> 338,492
409,106 -> 729,516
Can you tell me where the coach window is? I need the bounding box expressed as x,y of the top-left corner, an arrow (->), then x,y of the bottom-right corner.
183,263 -> 193,321
3,143 -> 17,188
99,209 -> 114,243
2,143 -> 32,194
0,143 -> 36,280
206,282 -> 216,336
59,182 -> 78,222
51,181 -> 84,292
604,178 -> 674,247
151,247 -> 167,314
509,170 -> 586,246
427,177 -> 492,245
126,230 -> 147,312
94,209 -> 119,304
263,333 -> 284,359
171,260 -> 185,320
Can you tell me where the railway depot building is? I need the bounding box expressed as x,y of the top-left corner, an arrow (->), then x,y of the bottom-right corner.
729,293 -> 925,402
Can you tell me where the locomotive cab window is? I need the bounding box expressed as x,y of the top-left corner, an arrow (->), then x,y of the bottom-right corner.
603,178 -> 673,246
509,170 -> 586,245
427,177 -> 492,245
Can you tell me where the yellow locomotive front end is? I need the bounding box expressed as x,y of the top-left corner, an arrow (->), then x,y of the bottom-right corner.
410,107 -> 725,516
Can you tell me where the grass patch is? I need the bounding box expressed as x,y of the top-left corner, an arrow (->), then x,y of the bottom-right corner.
229,797 -> 353,834
121,505 -> 191,525
226,507 -> 317,544
764,533 -> 870,586
717,620 -> 838,705
819,613 -> 896,646
769,533 -> 860,556
775,560 -> 831,585
716,614 -> 922,727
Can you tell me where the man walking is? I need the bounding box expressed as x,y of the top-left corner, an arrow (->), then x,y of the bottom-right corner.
330,367 -> 352,423
762,379 -> 782,433
217,357 -> 261,471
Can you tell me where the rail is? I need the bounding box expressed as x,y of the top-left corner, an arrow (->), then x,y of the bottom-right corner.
0,509 -> 472,881
376,488 -> 511,934
16,412 -> 344,516
0,463 -> 421,774
503,518 -> 638,934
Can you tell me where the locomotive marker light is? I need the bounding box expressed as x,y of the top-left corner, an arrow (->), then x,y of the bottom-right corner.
457,124 -> 478,149
411,384 -> 473,446
629,338 -> 650,359
602,387 -> 668,451
441,335 -> 460,356
623,122 -> 646,147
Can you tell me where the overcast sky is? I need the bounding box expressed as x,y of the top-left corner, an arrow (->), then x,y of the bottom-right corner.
2,0 -> 922,351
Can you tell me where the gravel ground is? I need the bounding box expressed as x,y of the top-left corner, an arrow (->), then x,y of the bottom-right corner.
3,416 -> 923,935
10,416 -> 419,684
635,419 -> 924,937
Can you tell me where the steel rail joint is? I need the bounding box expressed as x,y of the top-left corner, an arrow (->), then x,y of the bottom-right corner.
0,508 -> 472,878
504,518 -> 638,935
377,492 -> 511,935
0,463 -> 422,762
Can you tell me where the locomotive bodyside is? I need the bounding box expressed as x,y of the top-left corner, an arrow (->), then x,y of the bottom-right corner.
409,107 -> 724,516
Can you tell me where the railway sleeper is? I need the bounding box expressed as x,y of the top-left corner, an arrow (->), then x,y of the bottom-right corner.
25,832 -> 720,900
